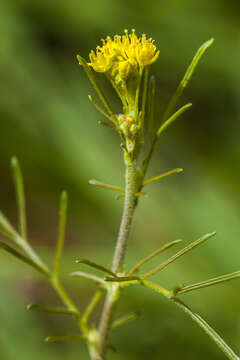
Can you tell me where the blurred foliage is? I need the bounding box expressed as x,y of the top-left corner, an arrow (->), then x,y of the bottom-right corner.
0,0 -> 240,359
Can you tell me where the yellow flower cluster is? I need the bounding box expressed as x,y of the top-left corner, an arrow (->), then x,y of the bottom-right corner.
88,29 -> 160,79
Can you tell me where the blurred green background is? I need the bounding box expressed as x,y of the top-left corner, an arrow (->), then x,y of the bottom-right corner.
0,0 -> 240,359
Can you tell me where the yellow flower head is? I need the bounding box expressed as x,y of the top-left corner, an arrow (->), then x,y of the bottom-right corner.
88,29 -> 160,78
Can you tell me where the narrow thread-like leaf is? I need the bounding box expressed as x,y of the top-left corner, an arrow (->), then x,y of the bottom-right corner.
27,304 -> 77,316
140,66 -> 149,123
0,241 -> 49,276
141,232 -> 216,279
82,290 -> 103,326
157,103 -> 192,137
45,335 -> 85,343
71,271 -> 106,285
134,66 -> 144,116
51,278 -> 80,315
128,239 -> 182,276
98,121 -> 117,129
162,38 -> 214,122
88,95 -> 115,123
148,75 -> 156,141
0,215 -> 50,277
75,259 -> 116,277
143,168 -> 183,187
0,211 -> 17,239
174,270 -> 240,295
54,191 -> 68,279
77,55 -> 116,123
173,298 -> 239,360
14,233 -> 51,277
112,312 -> 140,329
89,180 -> 125,193
105,276 -> 140,283
11,157 -> 28,240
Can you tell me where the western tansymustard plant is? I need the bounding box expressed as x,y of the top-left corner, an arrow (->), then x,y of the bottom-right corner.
0,30 -> 240,360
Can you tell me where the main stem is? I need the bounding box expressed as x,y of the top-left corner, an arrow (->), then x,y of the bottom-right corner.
96,160 -> 138,359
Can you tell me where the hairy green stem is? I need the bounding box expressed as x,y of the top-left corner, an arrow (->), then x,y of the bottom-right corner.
112,161 -> 138,273
96,160 -> 138,359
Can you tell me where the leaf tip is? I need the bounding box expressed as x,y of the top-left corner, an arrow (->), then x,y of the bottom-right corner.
75,259 -> 82,264
208,38 -> 215,46
176,168 -> 184,173
89,179 -> 96,185
76,54 -> 82,64
11,156 -> 18,167
27,304 -> 34,311
60,190 -> 68,202
174,239 -> 183,244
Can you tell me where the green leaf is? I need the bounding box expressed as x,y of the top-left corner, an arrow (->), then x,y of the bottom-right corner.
77,55 -> 116,123
88,95 -> 115,123
89,180 -> 125,194
105,276 -> 140,283
71,271 -> 106,286
141,232 -> 216,279
128,239 -> 182,276
140,66 -> 149,124
0,241 -> 49,276
0,211 -> 17,239
81,289 -> 103,326
143,168 -> 183,187
54,191 -> 68,279
173,298 -> 239,360
45,335 -> 86,343
162,38 -> 214,122
157,103 -> 192,137
11,157 -> 28,240
174,270 -> 240,295
98,121 -> 117,129
75,258 -> 117,277
27,304 -> 77,316
148,75 -> 156,142
112,312 -> 140,329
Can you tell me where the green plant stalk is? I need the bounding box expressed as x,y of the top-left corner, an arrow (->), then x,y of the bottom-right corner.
96,160 -> 138,359
112,161 -> 138,273
51,276 -> 79,316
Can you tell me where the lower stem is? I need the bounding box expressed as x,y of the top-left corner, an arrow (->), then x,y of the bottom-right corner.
95,160 -> 138,359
